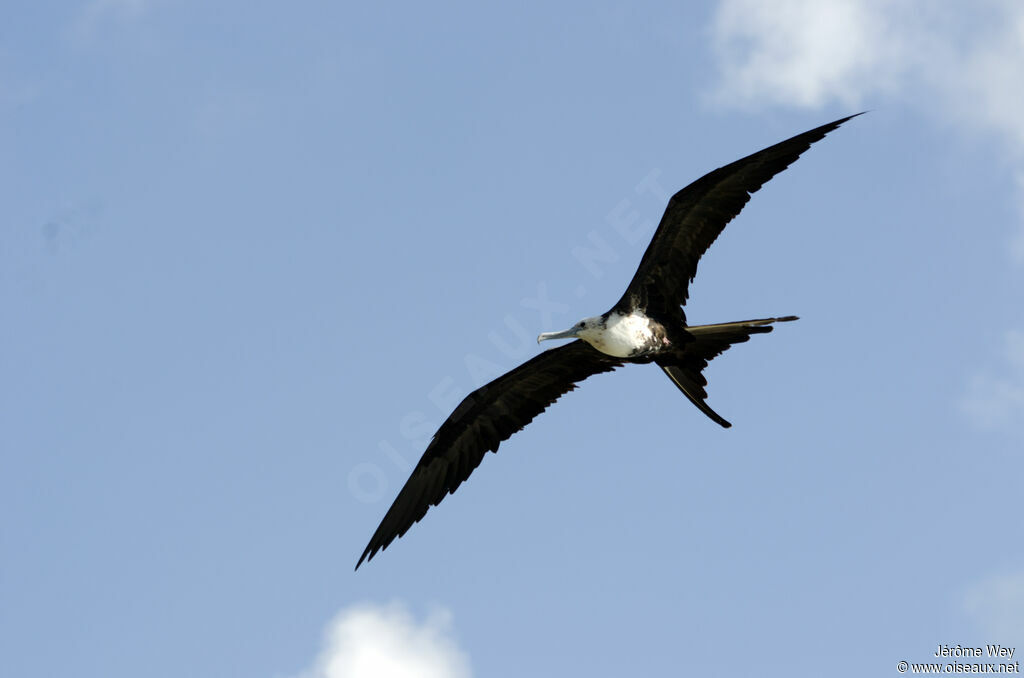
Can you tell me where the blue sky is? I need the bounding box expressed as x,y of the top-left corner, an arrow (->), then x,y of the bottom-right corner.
3,1 -> 1023,676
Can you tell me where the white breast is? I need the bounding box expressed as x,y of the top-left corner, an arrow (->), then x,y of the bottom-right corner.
584,312 -> 657,358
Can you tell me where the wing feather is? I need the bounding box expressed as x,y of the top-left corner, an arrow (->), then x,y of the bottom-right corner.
615,114 -> 862,316
356,340 -> 623,568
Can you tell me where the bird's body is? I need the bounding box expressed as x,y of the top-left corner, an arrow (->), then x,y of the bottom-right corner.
546,310 -> 670,359
356,114 -> 861,569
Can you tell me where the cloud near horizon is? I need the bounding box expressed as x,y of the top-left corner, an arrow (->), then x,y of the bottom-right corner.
292,602 -> 472,678
960,330 -> 1024,434
963,569 -> 1024,639
709,0 -> 1024,157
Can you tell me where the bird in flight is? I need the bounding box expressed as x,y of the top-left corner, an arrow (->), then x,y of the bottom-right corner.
356,114 -> 861,569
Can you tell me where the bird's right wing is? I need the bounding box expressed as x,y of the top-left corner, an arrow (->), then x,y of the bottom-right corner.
356,340 -> 623,569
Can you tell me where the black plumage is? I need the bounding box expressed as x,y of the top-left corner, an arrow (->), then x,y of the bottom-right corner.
356,114 -> 859,569
614,113 -> 862,317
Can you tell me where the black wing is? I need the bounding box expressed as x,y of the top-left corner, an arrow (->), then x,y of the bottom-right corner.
356,340 -> 623,569
615,114 -> 862,317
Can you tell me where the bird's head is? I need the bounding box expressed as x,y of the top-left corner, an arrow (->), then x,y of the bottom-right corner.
537,315 -> 604,345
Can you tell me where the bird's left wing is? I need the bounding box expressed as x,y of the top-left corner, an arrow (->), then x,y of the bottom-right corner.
614,114 -> 862,317
356,340 -> 623,569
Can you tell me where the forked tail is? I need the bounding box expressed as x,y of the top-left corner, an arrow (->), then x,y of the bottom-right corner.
656,316 -> 798,428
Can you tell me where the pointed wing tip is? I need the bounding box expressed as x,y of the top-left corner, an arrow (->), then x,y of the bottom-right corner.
805,113 -> 865,144
832,111 -> 867,126
355,544 -> 377,571
823,112 -> 866,134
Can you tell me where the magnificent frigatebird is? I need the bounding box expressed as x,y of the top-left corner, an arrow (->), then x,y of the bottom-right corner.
356,114 -> 860,569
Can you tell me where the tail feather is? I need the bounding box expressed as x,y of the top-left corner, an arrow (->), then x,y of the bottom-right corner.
657,316 -> 798,428
687,315 -> 798,337
659,364 -> 732,428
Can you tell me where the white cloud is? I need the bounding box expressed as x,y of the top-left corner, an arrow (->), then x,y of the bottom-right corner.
1013,173 -> 1024,265
293,602 -> 472,678
963,569 -> 1024,639
934,6 -> 1024,151
709,0 -> 908,108
709,0 -> 1024,144
960,330 -> 1024,433
708,0 -> 1024,257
